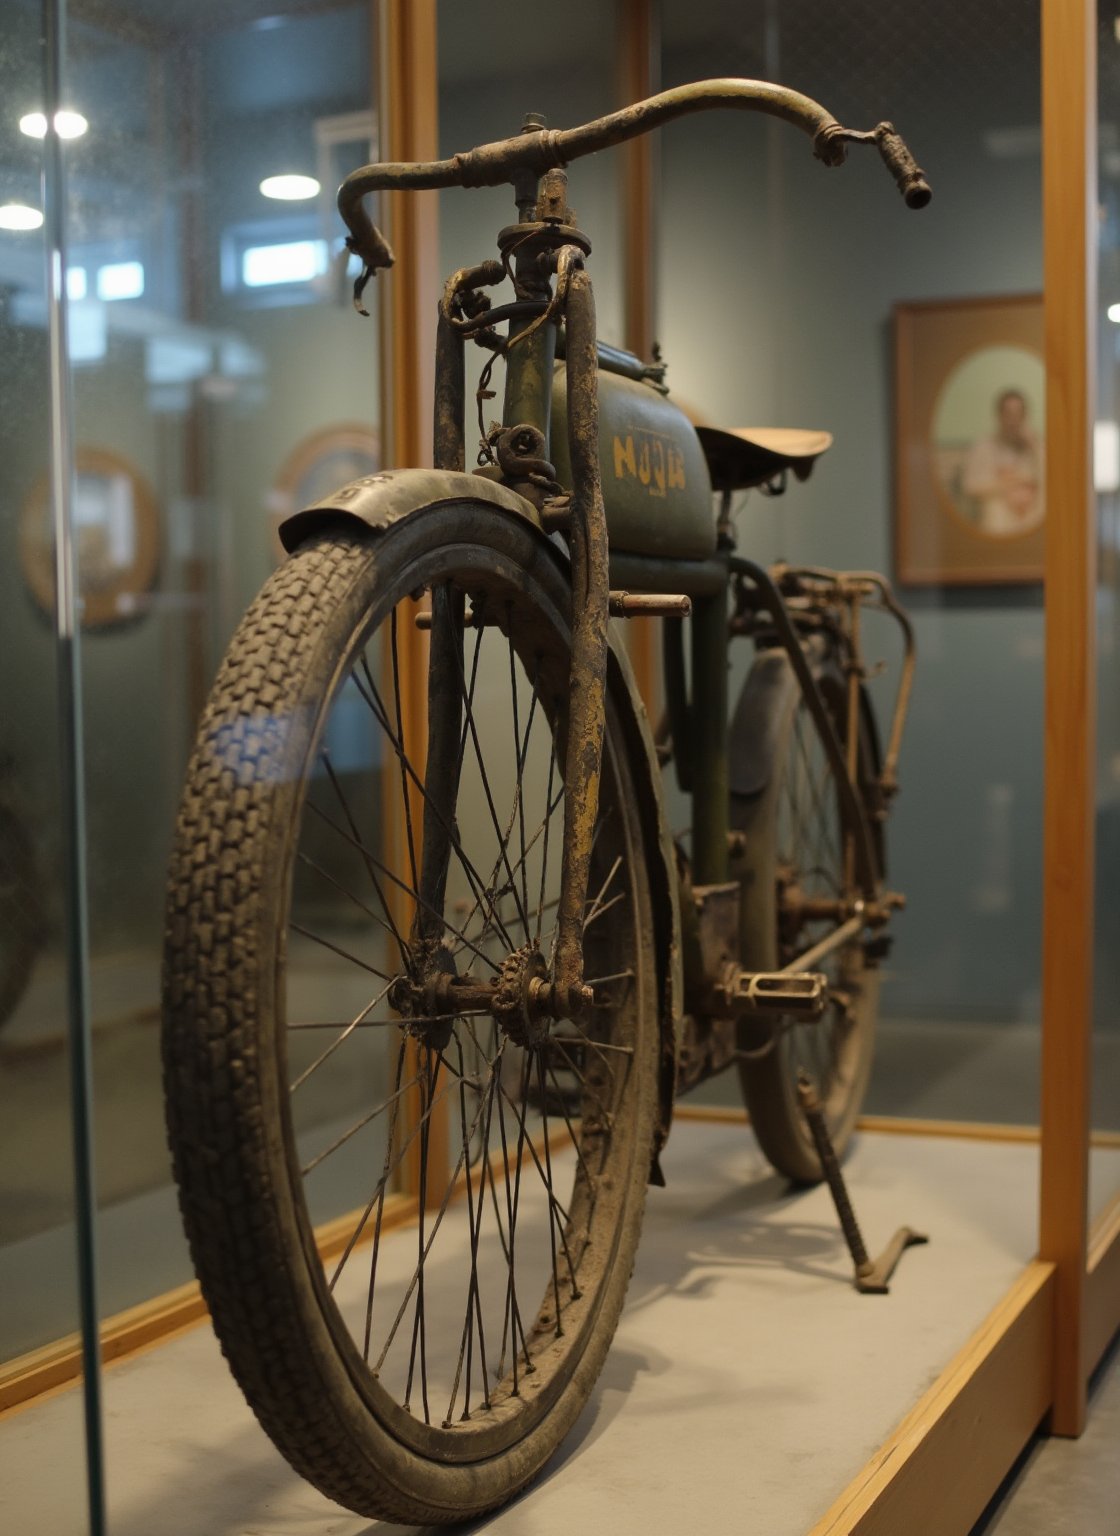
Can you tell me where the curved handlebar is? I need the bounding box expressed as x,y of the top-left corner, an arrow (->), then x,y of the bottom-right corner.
339,77 -> 931,297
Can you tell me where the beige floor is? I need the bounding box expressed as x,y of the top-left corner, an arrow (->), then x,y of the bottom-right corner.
5,1117 -> 1111,1536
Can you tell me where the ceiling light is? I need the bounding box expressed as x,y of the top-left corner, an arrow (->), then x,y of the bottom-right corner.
1109,303 -> 1120,323
260,174 -> 320,201
97,261 -> 145,301
19,109 -> 89,140
0,203 -> 44,231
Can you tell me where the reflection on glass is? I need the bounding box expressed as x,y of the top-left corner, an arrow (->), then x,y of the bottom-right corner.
19,0 -> 383,1335
20,448 -> 158,626
1,18 -> 93,1526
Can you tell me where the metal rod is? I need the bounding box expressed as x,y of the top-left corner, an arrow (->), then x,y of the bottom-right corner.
552,261 -> 609,1001
690,591 -> 730,885
42,0 -> 107,1526
780,913 -> 864,975
731,557 -> 879,899
796,1073 -> 871,1268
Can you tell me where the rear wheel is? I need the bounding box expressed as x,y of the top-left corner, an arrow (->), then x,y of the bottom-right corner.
732,647 -> 881,1184
162,506 -> 658,1523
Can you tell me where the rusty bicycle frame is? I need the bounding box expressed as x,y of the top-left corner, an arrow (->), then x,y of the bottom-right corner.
332,77 -> 926,1127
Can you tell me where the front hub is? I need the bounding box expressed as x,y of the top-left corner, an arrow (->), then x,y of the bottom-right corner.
492,945 -> 551,1049
389,943 -> 574,1050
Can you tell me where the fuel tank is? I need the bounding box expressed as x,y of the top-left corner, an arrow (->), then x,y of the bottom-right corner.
549,362 -> 716,560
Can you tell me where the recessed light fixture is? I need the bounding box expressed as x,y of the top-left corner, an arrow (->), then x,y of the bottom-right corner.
19,109 -> 89,140
1108,303 -> 1120,323
0,203 -> 44,231
260,174 -> 320,201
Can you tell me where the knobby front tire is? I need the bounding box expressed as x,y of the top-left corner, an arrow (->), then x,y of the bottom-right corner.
161,508 -> 658,1523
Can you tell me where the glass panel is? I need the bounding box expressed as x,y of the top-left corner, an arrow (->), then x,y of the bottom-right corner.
659,0 -> 1045,1126
1093,2 -> 1120,1222
57,0 -> 381,1321
0,0 -> 94,1522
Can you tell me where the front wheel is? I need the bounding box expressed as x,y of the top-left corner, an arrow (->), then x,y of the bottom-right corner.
162,505 -> 659,1523
732,645 -> 882,1184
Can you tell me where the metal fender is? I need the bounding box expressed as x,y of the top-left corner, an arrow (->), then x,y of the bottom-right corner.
278,466 -> 542,552
729,643 -> 811,798
606,634 -> 683,1172
281,465 -> 682,1177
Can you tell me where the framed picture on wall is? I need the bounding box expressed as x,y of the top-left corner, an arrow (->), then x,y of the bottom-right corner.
894,293 -> 1044,585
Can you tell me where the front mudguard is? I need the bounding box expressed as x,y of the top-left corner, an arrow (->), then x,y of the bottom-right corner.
278,465 -> 543,551
280,465 -> 683,1177
605,632 -> 684,1171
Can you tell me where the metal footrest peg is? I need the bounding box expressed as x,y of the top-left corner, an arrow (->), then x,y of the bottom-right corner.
608,591 -> 692,618
722,968 -> 828,1018
796,1070 -> 928,1294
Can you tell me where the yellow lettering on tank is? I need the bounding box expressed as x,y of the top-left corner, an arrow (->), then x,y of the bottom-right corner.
612,429 -> 686,497
651,437 -> 666,497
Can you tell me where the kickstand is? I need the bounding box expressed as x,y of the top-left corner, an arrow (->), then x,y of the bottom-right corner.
796,1071 -> 928,1294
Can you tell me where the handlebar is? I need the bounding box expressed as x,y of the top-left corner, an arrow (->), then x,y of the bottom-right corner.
339,77 -> 931,300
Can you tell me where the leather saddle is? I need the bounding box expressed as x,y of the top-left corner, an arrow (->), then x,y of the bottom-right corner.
695,425 -> 833,492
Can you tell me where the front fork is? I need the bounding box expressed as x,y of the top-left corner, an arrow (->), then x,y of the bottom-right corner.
420,251 -> 609,1015
549,263 -> 610,1009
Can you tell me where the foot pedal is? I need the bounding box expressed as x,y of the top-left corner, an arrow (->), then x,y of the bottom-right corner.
796,1070 -> 928,1294
723,969 -> 828,1018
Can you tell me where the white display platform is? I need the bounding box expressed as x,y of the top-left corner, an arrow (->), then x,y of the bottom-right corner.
5,1117 -> 1115,1536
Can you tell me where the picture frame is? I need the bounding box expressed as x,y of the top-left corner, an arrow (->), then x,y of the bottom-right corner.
894,293 -> 1045,585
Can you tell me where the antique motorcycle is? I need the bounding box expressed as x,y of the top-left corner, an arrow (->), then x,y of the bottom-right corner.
162,79 -> 927,1524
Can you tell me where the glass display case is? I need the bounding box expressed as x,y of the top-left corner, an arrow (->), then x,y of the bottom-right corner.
1,2 -> 1116,1532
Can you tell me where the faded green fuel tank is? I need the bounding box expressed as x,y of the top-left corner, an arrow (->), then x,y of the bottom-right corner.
550,363 -> 716,560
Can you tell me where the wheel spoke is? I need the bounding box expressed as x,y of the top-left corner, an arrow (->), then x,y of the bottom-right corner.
373,1047 -> 500,1376
451,625 -> 532,942
302,1070 -> 421,1175
329,1066 -> 462,1293
290,977 -> 394,1092
351,655 -> 518,956
455,777 -> 564,959
296,847 -> 404,962
289,921 -> 393,983
361,1040 -> 409,1360
305,800 -> 500,972
317,748 -> 410,971
388,608 -> 421,900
